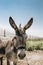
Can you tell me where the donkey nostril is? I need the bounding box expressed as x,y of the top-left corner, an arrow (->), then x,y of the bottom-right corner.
18,54 -> 20,57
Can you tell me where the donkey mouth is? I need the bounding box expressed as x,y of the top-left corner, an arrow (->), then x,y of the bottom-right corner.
18,53 -> 26,59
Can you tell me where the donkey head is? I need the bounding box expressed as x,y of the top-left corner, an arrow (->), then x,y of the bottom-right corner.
9,17 -> 33,59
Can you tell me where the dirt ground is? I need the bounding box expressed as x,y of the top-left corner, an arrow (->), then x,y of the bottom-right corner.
17,50 -> 43,65
1,50 -> 43,65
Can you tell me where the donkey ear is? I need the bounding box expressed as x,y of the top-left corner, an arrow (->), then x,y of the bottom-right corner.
23,18 -> 33,31
9,17 -> 18,30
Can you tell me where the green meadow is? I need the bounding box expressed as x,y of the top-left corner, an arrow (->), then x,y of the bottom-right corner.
26,40 -> 43,51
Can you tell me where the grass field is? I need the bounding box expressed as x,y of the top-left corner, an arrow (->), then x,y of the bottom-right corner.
26,40 -> 43,51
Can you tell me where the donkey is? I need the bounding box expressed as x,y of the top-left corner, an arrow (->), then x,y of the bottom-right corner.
0,17 -> 33,65
5,17 -> 33,65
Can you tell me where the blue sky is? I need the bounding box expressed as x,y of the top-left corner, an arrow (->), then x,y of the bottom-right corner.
0,0 -> 43,37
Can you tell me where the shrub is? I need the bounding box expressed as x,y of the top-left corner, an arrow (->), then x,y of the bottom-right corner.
28,46 -> 33,51
27,46 -> 35,51
26,40 -> 43,51
35,45 -> 40,50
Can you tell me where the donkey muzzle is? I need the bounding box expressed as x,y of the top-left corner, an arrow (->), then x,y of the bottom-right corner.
17,47 -> 26,59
